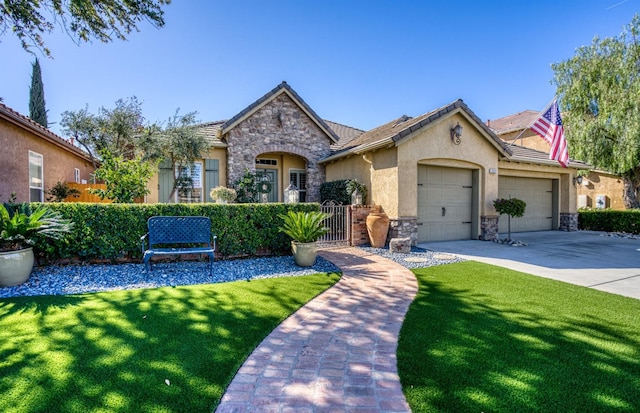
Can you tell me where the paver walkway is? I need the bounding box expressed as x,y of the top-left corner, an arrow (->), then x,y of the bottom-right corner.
215,247 -> 418,413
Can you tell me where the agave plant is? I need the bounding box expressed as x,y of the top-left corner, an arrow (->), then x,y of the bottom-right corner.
0,203 -> 74,252
278,211 -> 331,244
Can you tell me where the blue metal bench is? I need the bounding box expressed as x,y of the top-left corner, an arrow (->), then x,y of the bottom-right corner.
141,216 -> 217,275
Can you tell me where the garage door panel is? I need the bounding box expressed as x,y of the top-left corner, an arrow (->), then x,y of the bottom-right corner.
498,177 -> 553,233
418,165 -> 473,242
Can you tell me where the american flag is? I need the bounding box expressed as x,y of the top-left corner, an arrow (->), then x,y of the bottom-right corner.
530,99 -> 569,167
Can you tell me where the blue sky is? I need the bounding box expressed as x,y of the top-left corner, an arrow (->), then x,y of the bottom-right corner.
1,0 -> 638,136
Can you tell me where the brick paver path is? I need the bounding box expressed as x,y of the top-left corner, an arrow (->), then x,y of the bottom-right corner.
215,247 -> 419,413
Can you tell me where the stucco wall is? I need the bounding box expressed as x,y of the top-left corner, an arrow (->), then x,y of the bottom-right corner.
0,118 -> 94,202
577,171 -> 625,210
324,154 -> 372,204
499,129 -> 550,152
225,93 -> 333,202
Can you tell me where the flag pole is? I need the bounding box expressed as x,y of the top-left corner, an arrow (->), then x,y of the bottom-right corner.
508,97 -> 557,146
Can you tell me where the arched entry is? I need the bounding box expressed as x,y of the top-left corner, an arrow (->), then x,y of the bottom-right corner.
255,153 -> 307,202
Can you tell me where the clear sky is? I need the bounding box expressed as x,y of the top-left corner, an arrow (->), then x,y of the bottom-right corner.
1,0 -> 638,136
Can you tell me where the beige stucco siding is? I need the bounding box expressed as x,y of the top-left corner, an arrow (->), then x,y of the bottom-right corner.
396,113 -> 501,218
325,155 -> 372,202
577,171 -> 624,210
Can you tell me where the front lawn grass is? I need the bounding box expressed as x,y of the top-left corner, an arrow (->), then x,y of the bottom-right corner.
398,261 -> 640,413
0,272 -> 340,413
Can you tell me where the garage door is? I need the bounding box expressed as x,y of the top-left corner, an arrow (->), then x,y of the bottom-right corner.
498,176 -> 553,233
418,165 -> 473,242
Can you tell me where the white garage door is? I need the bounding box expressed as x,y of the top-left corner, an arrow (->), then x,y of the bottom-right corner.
498,176 -> 553,233
418,165 -> 473,242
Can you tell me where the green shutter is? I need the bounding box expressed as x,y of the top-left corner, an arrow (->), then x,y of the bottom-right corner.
205,159 -> 220,202
158,159 -> 174,203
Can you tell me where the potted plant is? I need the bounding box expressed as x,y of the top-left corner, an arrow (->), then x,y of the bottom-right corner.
209,186 -> 237,203
279,210 -> 331,267
0,203 -> 74,287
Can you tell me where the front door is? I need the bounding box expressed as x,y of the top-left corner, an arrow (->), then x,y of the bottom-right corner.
256,169 -> 278,202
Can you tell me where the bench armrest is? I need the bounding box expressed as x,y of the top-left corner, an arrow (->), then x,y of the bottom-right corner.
212,235 -> 217,251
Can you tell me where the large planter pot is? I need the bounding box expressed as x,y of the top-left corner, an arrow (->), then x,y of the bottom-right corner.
366,212 -> 390,248
0,247 -> 35,287
291,241 -> 318,267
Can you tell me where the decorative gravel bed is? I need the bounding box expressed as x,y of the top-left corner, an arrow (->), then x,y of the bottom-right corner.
0,247 -> 463,299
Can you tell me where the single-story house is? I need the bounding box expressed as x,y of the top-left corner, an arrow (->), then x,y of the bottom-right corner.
488,110 -> 625,210
147,81 -> 590,244
0,103 -> 95,203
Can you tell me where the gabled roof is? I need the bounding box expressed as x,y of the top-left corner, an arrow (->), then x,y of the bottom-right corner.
487,110 -> 539,135
0,102 -> 93,163
320,99 -> 512,163
220,81 -> 340,144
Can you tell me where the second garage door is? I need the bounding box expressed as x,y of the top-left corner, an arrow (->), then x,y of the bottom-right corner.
498,176 -> 554,233
418,165 -> 473,242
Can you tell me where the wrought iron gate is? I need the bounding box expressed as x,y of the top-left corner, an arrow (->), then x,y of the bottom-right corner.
319,201 -> 350,246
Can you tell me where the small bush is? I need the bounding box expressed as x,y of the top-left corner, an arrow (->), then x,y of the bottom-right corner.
320,180 -> 350,205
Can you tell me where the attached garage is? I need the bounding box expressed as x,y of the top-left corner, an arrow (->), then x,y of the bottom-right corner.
498,176 -> 557,233
417,165 -> 477,242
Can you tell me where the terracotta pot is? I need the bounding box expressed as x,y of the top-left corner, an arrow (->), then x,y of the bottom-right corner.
0,247 -> 35,287
291,241 -> 317,267
366,212 -> 390,248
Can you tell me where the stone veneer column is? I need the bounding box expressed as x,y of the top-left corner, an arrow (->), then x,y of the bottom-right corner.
559,212 -> 579,231
388,217 -> 418,246
479,215 -> 499,241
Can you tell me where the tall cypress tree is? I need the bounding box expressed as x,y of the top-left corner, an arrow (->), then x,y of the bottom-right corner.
29,58 -> 48,127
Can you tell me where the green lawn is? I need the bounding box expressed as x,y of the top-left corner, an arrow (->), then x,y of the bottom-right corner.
0,273 -> 340,413
398,261 -> 640,413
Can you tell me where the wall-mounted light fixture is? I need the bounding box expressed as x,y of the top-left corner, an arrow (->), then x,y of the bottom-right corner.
450,122 -> 463,145
573,175 -> 583,186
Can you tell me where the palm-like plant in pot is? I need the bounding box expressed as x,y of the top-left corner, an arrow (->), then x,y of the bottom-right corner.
0,203 -> 74,287
279,211 -> 330,267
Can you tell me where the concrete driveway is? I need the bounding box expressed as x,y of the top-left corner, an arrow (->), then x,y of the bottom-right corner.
418,230 -> 640,300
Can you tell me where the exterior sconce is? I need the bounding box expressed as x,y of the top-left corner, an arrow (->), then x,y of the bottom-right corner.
450,122 -> 463,145
284,182 -> 300,203
573,175 -> 583,186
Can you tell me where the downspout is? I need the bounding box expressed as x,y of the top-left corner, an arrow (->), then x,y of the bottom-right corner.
362,153 -> 373,204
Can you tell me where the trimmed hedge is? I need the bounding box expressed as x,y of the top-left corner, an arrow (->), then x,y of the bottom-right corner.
320,180 -> 350,205
578,209 -> 640,234
32,202 -> 319,263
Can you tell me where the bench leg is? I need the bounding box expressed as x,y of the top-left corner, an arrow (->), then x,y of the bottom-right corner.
207,252 -> 214,276
143,251 -> 153,272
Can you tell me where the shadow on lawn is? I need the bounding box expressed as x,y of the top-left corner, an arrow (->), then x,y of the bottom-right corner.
0,275 -> 335,413
398,263 -> 640,413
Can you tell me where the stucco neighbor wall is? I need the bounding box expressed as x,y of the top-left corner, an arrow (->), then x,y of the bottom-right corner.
0,118 -> 94,202
577,171 -> 625,210
225,93 -> 333,202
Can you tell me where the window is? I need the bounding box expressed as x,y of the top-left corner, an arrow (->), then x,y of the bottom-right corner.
289,169 -> 307,202
177,162 -> 203,203
256,159 -> 278,166
29,151 -> 43,202
74,168 -> 80,183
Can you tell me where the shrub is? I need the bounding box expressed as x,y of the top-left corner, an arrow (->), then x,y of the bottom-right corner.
320,180 -> 350,205
578,209 -> 640,234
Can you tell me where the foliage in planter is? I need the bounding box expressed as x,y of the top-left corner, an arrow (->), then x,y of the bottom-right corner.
0,203 -> 74,252
278,211 -> 331,244
37,202 -> 320,263
320,180 -> 350,205
578,209 -> 640,234
209,186 -> 237,203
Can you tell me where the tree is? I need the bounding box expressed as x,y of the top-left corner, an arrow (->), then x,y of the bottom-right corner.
60,97 -> 146,166
28,58 -> 47,127
494,197 -> 526,242
89,149 -> 157,203
552,14 -> 640,209
0,0 -> 170,57
146,111 -> 209,202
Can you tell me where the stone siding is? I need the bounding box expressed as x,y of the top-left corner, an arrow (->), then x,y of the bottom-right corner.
559,212 -> 579,231
388,216 -> 418,246
225,93 -> 332,202
480,215 -> 499,241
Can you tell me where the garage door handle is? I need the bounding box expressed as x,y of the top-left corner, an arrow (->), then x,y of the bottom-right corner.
442,207 -> 446,216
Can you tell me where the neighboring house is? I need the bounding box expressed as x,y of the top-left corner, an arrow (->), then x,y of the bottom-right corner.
147,82 -> 590,244
0,103 -> 95,203
488,110 -> 625,210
